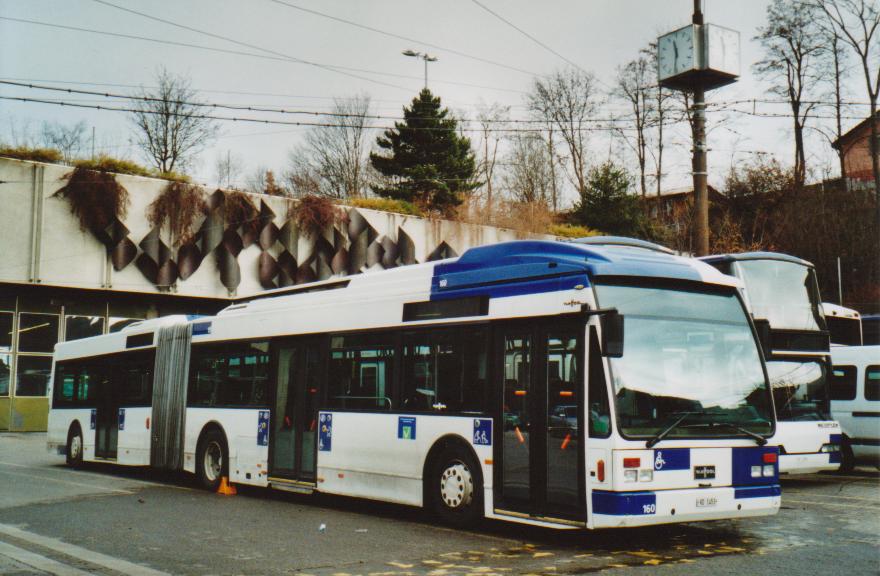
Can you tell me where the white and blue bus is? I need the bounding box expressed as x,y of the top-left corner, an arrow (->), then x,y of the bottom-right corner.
48,239 -> 780,529
701,252 -> 841,474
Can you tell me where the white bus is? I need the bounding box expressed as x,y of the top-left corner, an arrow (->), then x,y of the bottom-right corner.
829,345 -> 880,470
48,239 -> 780,529
701,253 -> 841,474
822,302 -> 863,347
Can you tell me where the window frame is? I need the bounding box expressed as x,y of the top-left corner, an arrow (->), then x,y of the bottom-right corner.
865,365 -> 880,402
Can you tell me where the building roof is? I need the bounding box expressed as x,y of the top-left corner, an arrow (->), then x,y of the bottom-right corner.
832,112 -> 879,150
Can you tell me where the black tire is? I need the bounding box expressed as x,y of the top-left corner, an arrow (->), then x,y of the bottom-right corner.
429,445 -> 483,527
196,429 -> 228,491
839,439 -> 855,473
66,425 -> 84,467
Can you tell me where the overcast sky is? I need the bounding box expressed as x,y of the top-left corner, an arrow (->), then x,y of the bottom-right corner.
0,0 -> 866,204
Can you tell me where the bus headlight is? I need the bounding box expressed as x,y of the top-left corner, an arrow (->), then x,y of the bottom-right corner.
763,464 -> 775,477
820,444 -> 839,453
639,469 -> 653,482
624,469 -> 638,483
751,465 -> 762,478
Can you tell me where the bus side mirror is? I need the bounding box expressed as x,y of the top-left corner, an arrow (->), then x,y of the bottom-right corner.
601,312 -> 624,358
753,318 -> 772,358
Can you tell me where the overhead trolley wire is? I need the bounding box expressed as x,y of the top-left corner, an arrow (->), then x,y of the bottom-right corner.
265,0 -> 543,78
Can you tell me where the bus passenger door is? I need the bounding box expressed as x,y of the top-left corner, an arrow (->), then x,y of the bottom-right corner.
269,339 -> 323,482
94,363 -> 119,459
495,320 -> 585,522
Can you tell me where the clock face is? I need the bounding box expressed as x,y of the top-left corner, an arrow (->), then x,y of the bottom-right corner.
658,25 -> 696,82
706,24 -> 740,77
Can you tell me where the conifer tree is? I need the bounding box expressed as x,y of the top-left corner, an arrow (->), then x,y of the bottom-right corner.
370,89 -> 478,215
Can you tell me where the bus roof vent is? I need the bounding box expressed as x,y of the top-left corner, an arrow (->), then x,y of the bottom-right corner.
570,236 -> 675,255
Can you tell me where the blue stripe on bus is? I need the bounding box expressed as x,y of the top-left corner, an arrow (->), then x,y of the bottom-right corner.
192,321 -> 212,336
734,484 -> 780,499
591,490 -> 656,515
653,448 -> 690,471
829,433 -> 842,444
731,446 -> 779,485
430,274 -> 588,302
829,451 -> 842,464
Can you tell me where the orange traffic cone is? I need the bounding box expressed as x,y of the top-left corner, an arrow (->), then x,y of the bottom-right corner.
217,476 -> 237,496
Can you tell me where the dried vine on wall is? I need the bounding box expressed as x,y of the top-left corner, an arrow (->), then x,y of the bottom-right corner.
290,194 -> 345,238
147,181 -> 206,248
53,166 -> 130,234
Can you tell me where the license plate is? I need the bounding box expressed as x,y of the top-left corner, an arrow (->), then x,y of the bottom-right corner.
696,496 -> 718,508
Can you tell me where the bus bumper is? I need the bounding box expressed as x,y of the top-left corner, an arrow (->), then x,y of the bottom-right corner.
779,452 -> 840,474
591,485 -> 780,528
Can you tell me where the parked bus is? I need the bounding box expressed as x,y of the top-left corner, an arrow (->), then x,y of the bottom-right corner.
48,240 -> 780,529
829,345 -> 880,470
701,253 -> 841,474
822,302 -> 863,346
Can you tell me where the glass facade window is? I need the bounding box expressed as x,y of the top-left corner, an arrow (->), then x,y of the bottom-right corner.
15,356 -> 52,396
109,317 -> 143,333
18,313 -> 59,353
0,312 -> 12,352
65,315 -> 105,342
0,354 -> 10,396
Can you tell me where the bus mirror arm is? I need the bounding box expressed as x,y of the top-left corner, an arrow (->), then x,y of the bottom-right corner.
580,306 -> 624,358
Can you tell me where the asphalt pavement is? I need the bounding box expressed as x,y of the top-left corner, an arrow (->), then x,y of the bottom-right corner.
0,433 -> 877,575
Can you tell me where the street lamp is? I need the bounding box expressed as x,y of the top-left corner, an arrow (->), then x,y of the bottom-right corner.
402,50 -> 438,89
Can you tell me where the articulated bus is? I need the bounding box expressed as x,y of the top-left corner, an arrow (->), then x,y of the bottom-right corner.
48,239 -> 780,529
701,253 -> 841,474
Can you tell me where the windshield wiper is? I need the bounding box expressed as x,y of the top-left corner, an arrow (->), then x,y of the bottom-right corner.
646,412 -> 700,448
705,422 -> 768,446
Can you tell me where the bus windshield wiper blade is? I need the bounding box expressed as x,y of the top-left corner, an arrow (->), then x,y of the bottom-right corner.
707,422 -> 768,445
646,412 -> 700,448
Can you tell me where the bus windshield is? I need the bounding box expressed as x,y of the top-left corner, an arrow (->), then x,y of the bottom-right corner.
594,283 -> 772,439
766,359 -> 829,421
736,260 -> 823,332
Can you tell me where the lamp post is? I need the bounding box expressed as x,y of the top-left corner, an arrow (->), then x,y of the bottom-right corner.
402,50 -> 438,89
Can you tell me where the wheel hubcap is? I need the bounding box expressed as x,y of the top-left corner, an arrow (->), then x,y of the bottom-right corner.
70,436 -> 81,459
204,441 -> 222,482
440,461 -> 473,509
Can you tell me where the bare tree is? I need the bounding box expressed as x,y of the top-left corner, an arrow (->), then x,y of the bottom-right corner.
475,101 -> 509,211
503,132 -> 556,205
214,151 -> 244,189
755,0 -> 825,187
528,69 -> 600,199
39,121 -> 87,162
813,0 -> 880,215
129,68 -> 219,174
287,94 -> 374,199
615,54 -> 655,196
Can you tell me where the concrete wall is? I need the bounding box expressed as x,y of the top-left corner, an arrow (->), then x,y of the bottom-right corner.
0,157 -> 538,299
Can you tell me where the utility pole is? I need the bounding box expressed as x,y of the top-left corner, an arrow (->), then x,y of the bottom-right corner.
91,126 -> 95,159
692,0 -> 709,256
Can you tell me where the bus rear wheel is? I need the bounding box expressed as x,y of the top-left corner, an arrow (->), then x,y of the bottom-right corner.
429,445 -> 483,527
66,426 -> 83,467
196,429 -> 228,491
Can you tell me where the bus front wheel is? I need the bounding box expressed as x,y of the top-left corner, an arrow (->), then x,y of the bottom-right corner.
66,425 -> 83,467
196,429 -> 228,491
429,445 -> 483,527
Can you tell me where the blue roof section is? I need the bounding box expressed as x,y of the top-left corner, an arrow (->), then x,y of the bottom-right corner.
700,251 -> 814,268
431,240 -> 705,298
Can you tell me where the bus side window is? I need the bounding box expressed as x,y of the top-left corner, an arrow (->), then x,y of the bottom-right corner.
830,365 -> 857,401
588,327 -> 611,438
401,328 -> 488,413
53,362 -> 77,406
327,334 -> 396,410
